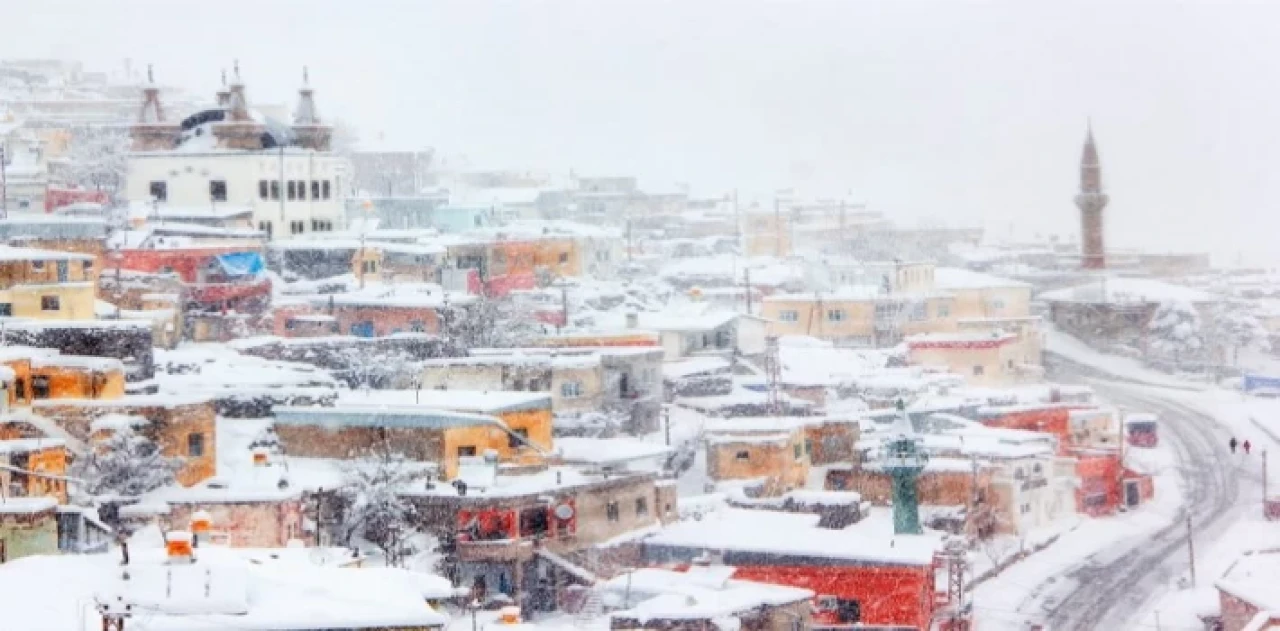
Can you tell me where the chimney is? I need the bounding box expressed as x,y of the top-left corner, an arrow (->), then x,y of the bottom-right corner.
165,531 -> 195,564
499,606 -> 522,625
252,447 -> 270,467
190,510 -> 212,548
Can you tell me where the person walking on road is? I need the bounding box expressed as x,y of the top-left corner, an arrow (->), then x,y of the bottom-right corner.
1230,437 -> 1239,454
1244,440 -> 1253,456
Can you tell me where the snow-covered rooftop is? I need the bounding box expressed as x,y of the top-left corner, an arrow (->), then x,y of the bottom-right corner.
643,506 -> 943,566
934,266 -> 1032,290
0,545 -> 450,630
1038,276 -> 1214,304
336,388 -> 552,414
601,566 -> 813,622
555,437 -> 671,465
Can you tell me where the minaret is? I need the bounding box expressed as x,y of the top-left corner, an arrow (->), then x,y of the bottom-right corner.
882,399 -> 928,535
129,65 -> 179,151
292,66 -> 333,151
1074,122 -> 1109,270
215,69 -> 230,109
213,60 -> 266,150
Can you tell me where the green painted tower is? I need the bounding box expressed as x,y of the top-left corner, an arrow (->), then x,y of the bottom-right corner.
883,399 -> 928,535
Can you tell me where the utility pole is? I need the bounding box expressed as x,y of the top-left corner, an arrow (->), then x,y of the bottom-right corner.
560,284 -> 568,333
663,405 -> 671,446
625,219 -> 633,264
0,146 -> 7,219
1187,514 -> 1197,588
1264,450 -> 1269,508
732,189 -> 740,245
838,198 -> 847,254
743,268 -> 752,315
773,197 -> 782,257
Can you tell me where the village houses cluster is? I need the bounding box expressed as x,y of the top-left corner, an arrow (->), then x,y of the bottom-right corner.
0,57 -> 1277,631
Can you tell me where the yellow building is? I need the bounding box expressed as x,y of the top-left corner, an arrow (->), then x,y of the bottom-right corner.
273,402 -> 551,481
742,208 -> 792,257
0,246 -> 96,319
905,332 -> 1025,386
762,286 -> 956,347
761,264 -> 1040,351
704,419 -> 811,496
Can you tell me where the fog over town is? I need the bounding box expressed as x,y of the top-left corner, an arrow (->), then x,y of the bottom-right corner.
0,2 -> 1278,631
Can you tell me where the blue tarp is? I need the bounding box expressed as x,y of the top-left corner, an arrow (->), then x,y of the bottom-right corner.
215,252 -> 264,277
1243,373 -> 1280,393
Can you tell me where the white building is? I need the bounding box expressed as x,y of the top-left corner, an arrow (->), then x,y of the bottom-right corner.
124,66 -> 347,239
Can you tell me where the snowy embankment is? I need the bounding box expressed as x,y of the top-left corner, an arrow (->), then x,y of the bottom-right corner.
1045,325 -> 1209,391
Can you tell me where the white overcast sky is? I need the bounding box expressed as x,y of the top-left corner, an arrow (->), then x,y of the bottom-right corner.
9,1 -> 1280,264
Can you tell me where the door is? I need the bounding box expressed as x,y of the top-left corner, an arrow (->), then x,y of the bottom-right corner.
1124,480 -> 1140,507
56,261 -> 68,282
350,321 -> 375,338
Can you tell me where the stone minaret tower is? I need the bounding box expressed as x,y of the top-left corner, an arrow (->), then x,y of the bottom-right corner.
883,399 -> 928,535
292,67 -> 333,151
1075,123 -> 1109,270
129,65 -> 179,151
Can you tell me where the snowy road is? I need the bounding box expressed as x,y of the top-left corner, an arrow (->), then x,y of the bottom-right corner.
1032,354 -> 1242,630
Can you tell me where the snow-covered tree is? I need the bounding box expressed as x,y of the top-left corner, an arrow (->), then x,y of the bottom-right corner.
443,294 -> 546,348
1147,300 -> 1206,364
1208,302 -> 1271,365
338,450 -> 426,567
71,426 -> 181,501
56,125 -> 130,194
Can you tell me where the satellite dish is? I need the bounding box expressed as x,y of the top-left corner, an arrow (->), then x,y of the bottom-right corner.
554,504 -> 574,520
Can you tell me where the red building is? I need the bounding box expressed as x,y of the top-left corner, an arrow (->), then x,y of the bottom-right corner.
642,508 -> 947,629
119,247 -> 270,312
45,187 -> 109,213
1073,449 -> 1154,516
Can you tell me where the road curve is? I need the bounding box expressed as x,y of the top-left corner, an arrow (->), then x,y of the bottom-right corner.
1032,354 -> 1240,630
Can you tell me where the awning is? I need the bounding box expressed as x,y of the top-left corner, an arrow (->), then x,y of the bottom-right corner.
214,252 -> 264,276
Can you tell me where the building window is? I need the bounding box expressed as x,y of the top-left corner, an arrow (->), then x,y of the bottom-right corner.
296,180 -> 307,200
794,444 -> 803,459
83,260 -> 93,275
990,299 -> 1006,310
270,181 -> 281,200
31,376 -> 49,399
322,180 -> 332,199
561,381 -> 583,398
938,304 -> 951,318
735,450 -> 750,461
187,433 -> 205,457
40,296 -> 60,311
635,497 -> 648,517
287,181 -> 297,200
311,180 -> 321,200
291,221 -> 305,235
558,252 -> 569,264
209,180 -> 228,202
779,310 -> 799,323
827,309 -> 846,322
0,303 -> 11,316
973,365 -> 985,376
606,501 -> 620,522
457,446 -> 477,457
259,221 -> 273,237
409,320 -> 426,333
908,304 -> 928,321
149,181 -> 167,202
259,180 -> 269,199
508,428 -> 529,449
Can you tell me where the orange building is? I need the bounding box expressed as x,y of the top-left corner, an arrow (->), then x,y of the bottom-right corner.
0,438 -> 69,504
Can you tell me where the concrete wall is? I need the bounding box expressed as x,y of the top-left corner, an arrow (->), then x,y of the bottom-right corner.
0,509 -> 57,562
165,499 -> 304,548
